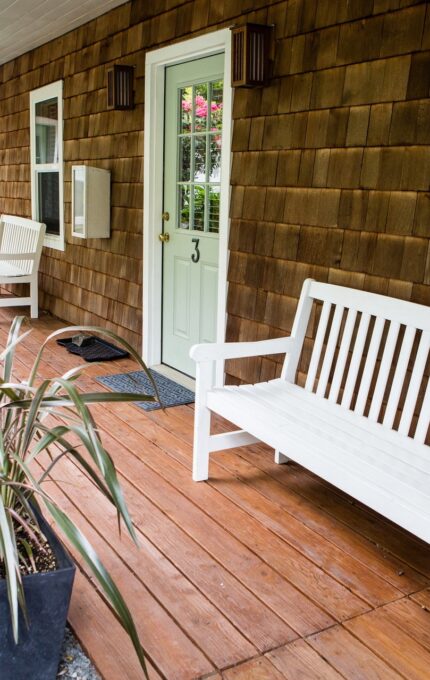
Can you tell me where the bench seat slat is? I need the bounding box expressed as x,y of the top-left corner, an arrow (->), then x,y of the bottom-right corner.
252,381 -> 430,474
207,386 -> 430,504
215,382 -> 430,480
0,263 -> 32,278
206,387 -> 430,543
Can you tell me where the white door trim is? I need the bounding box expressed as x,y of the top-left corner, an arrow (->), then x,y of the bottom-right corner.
143,29 -> 232,381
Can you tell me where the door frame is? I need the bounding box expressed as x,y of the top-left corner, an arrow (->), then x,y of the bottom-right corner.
143,29 -> 232,380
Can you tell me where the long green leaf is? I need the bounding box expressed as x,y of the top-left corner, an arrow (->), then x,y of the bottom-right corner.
36,439 -> 115,504
4,316 -> 26,381
42,500 -> 148,679
21,379 -> 51,458
46,379 -> 137,542
4,392 -> 156,410
0,496 -> 20,642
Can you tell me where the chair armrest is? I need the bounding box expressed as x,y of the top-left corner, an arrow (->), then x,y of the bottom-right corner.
0,253 -> 36,261
190,336 -> 296,362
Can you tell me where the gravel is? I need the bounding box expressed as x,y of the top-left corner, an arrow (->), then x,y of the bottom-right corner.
57,626 -> 101,680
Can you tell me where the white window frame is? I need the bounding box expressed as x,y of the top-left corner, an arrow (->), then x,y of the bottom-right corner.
30,80 -> 64,251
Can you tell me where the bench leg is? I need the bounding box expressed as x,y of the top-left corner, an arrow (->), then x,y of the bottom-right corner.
192,361 -> 214,482
275,450 -> 290,464
30,280 -> 38,318
193,407 -> 211,482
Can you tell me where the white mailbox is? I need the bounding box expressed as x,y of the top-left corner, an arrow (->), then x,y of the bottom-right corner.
72,165 -> 110,238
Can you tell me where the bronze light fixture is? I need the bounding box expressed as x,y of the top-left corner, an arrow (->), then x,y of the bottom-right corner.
107,64 -> 135,110
230,23 -> 273,87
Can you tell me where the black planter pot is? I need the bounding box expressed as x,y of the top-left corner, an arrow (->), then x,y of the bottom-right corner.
0,513 -> 76,680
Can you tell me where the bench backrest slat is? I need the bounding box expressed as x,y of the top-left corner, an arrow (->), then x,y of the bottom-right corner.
305,300 -> 331,391
368,321 -> 400,422
0,215 -> 46,275
328,308 -> 357,403
316,304 -> 344,398
415,379 -> 430,445
354,316 -> 385,416
287,279 -> 430,443
399,332 -> 430,436
340,312 -> 371,410
382,325 -> 416,429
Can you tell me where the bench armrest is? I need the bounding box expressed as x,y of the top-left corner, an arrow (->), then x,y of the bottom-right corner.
190,336 -> 296,362
0,253 -> 36,261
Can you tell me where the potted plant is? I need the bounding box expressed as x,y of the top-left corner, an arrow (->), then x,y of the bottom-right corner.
0,317 -> 158,680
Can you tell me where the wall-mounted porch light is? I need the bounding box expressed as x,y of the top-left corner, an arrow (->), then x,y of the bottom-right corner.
107,64 -> 135,110
230,23 -> 274,87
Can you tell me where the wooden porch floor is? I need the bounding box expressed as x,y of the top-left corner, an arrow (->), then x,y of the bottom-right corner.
4,308 -> 430,679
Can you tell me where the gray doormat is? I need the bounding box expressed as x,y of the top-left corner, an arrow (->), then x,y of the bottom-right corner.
96,369 -> 194,411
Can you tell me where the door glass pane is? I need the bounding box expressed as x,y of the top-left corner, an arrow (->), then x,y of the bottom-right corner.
194,83 -> 208,132
180,87 -> 192,133
210,81 -> 223,131
209,134 -> 221,182
176,77 -> 223,232
38,172 -> 60,235
178,184 -> 190,229
179,137 -> 191,182
194,136 -> 206,182
193,185 -> 205,231
208,185 -> 220,234
35,97 -> 58,164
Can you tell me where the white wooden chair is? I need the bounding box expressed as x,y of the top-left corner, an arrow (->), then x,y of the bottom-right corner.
0,215 -> 46,318
191,279 -> 430,544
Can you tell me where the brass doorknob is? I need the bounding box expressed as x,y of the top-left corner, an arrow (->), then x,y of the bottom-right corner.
159,232 -> 170,242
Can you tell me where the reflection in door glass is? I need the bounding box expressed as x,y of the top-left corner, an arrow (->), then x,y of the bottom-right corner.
209,134 -> 221,182
176,76 -> 223,233
179,185 -> 190,229
194,83 -> 208,132
179,137 -> 191,182
193,185 -> 205,231
194,135 -> 207,181
180,88 -> 192,133
210,81 -> 223,131
208,185 -> 220,233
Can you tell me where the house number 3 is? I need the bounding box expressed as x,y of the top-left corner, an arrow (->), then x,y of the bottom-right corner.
191,238 -> 200,263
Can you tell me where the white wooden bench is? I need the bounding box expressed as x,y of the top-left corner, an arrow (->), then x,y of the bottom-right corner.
0,215 -> 46,318
190,279 -> 430,544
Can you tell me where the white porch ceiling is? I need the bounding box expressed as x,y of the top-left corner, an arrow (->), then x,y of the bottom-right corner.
0,0 -> 129,66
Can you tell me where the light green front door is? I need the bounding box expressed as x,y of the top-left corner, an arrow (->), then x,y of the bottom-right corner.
162,54 -> 224,377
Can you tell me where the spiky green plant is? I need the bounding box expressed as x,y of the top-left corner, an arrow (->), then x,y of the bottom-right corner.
0,317 -> 160,678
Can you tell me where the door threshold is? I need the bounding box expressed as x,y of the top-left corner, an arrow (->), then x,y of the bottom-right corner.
151,364 -> 195,393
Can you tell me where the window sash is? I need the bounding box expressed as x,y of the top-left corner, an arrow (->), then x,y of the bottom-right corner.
30,81 -> 64,251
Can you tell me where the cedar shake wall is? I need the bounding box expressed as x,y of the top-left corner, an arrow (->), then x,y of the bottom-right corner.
0,1 -> 429,378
